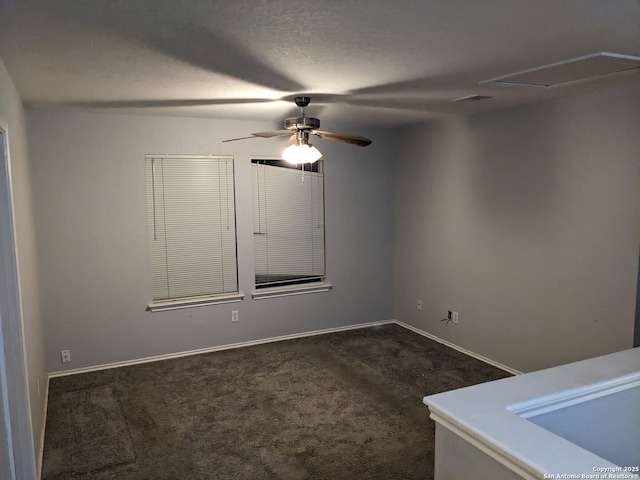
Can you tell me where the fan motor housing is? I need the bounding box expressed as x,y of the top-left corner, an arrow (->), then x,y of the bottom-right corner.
285,116 -> 320,130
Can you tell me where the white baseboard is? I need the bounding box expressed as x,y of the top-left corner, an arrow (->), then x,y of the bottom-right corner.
48,319 -> 520,379
393,320 -> 522,376
37,375 -> 50,479
48,320 -> 395,378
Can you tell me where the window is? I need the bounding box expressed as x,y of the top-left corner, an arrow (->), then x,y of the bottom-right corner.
252,159 -> 326,293
145,155 -> 240,310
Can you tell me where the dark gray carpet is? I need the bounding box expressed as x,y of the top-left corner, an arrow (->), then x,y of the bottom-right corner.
42,324 -> 510,479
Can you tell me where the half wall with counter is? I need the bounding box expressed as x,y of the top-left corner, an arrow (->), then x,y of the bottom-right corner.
424,348 -> 640,479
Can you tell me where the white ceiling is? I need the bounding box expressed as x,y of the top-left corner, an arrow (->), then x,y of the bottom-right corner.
0,0 -> 638,128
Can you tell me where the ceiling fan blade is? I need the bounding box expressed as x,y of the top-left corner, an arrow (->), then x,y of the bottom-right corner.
312,130 -> 372,147
222,130 -> 291,142
252,130 -> 293,138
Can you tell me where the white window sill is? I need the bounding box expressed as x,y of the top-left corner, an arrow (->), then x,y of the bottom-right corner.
147,293 -> 245,312
251,282 -> 333,300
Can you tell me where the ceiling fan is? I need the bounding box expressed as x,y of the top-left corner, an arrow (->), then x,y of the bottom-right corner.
223,96 -> 372,164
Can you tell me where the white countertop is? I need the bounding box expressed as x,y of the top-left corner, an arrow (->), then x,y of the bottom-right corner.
424,347 -> 640,478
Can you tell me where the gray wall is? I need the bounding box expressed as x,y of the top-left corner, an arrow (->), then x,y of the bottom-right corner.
27,111 -> 396,372
394,83 -> 640,373
0,58 -> 47,478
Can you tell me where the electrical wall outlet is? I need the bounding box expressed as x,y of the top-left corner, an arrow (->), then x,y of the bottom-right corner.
231,310 -> 239,322
417,299 -> 422,311
61,349 -> 71,363
452,311 -> 459,324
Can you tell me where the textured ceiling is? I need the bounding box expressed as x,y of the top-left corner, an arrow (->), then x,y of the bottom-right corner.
0,0 -> 638,128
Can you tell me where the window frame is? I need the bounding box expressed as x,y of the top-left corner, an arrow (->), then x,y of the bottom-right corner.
145,154 -> 243,311
250,157 -> 331,299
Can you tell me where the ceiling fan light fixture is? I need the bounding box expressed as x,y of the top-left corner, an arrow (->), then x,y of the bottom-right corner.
282,143 -> 323,164
222,97 -> 371,151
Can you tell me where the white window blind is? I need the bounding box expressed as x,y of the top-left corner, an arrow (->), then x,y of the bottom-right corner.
252,160 -> 325,288
146,155 -> 238,302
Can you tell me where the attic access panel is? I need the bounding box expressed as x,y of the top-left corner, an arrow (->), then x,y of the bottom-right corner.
481,52 -> 640,88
